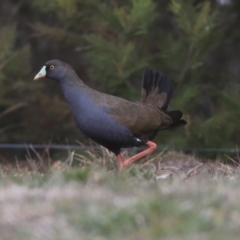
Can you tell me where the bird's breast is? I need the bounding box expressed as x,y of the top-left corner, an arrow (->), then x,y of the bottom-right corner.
61,85 -> 135,144
73,104 -> 132,143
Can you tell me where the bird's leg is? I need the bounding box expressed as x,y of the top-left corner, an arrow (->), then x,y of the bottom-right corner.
116,154 -> 125,171
117,141 -> 157,168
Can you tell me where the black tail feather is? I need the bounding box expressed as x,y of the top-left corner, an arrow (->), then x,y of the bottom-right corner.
141,68 -> 173,110
164,110 -> 187,129
141,68 -> 187,130
165,110 -> 183,122
166,119 -> 187,129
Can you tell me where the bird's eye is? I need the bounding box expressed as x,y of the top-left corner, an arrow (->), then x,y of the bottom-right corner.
49,65 -> 55,70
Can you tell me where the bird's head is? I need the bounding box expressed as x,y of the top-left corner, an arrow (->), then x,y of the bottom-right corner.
34,59 -> 76,83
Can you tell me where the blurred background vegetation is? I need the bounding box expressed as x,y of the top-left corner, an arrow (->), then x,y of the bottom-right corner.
0,0 -> 239,158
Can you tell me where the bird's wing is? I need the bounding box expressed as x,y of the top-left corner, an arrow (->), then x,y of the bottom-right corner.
99,95 -> 172,136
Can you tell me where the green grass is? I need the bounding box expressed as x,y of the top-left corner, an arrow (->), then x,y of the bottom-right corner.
0,150 -> 240,240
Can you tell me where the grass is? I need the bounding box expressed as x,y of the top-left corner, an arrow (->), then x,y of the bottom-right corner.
0,148 -> 240,240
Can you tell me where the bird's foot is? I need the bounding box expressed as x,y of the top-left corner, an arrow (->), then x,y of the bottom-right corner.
117,141 -> 157,169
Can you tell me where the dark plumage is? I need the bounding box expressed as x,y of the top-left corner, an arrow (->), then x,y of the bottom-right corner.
34,60 -> 186,168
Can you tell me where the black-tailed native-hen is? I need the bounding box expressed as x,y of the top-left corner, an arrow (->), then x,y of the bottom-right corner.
34,60 -> 186,168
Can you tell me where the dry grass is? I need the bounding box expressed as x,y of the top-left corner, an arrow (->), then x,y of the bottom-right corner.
0,147 -> 240,240
1,147 -> 238,179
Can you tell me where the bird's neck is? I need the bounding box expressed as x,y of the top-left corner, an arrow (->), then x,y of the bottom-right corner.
59,80 -> 91,113
60,79 -> 82,100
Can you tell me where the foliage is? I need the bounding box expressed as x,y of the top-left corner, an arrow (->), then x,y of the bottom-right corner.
31,0 -> 231,153
161,0 -> 240,153
32,0 -> 156,98
1,0 -> 240,158
0,26 -> 32,140
0,24 -> 76,143
153,0 -> 225,150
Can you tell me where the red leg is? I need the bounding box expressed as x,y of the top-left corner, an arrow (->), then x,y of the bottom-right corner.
117,141 -> 157,168
116,154 -> 125,170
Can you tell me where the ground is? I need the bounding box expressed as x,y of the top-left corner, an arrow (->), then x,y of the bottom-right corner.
0,148 -> 240,240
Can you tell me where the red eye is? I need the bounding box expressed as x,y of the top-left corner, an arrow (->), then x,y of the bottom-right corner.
50,65 -> 55,70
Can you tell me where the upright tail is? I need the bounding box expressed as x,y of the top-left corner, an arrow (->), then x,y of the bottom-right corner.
141,68 -> 172,110
141,68 -> 187,129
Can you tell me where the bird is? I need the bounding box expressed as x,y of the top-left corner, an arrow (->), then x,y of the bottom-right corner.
34,60 -> 186,168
